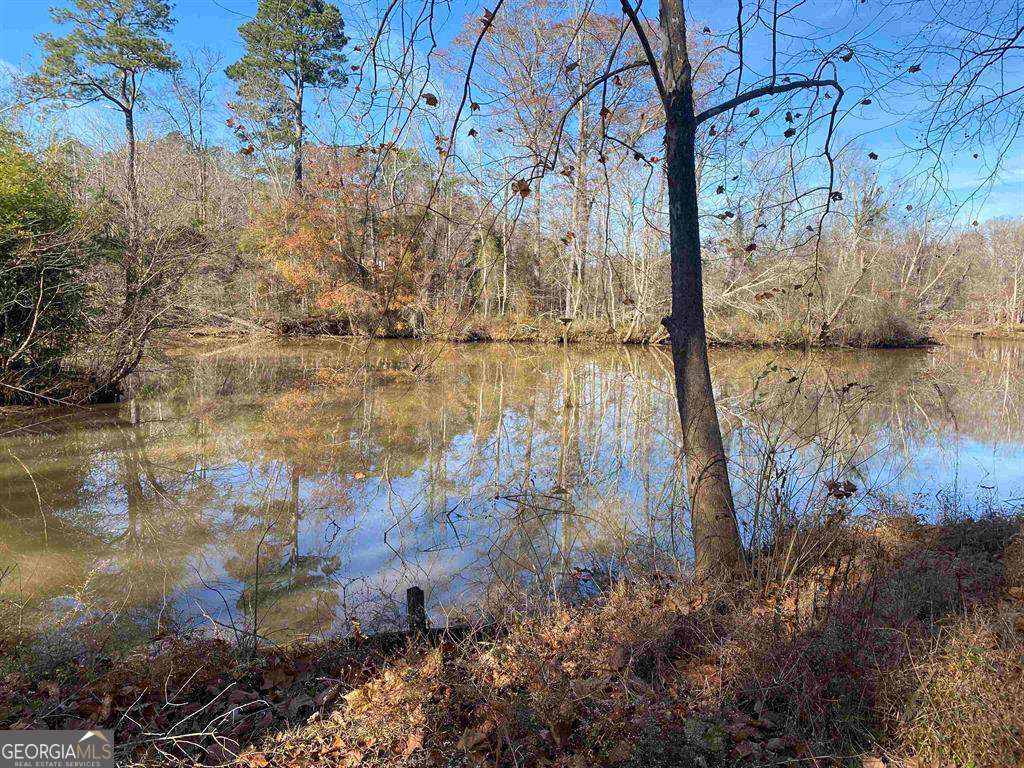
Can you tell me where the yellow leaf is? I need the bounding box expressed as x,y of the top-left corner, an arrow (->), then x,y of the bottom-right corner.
343,685 -> 372,714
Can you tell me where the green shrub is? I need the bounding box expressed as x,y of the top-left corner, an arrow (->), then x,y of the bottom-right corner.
0,130 -> 93,400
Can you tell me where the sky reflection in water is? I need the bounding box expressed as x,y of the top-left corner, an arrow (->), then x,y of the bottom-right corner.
1,338 -> 1022,642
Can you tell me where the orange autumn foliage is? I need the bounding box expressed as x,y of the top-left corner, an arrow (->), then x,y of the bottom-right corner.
245,148 -> 430,320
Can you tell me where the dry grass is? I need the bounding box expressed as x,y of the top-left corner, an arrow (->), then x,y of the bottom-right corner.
707,313 -> 814,347
874,516 -> 1024,766
3,513 -> 1021,767
236,513 -> 1023,768
831,301 -> 929,348
706,302 -> 930,349
880,609 -> 1024,766
427,312 -> 666,346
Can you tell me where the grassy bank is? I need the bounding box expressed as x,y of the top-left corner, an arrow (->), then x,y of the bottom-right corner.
2,510 -> 1021,767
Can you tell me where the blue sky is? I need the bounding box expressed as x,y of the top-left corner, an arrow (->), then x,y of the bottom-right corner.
2,0 -> 254,68
1,0 -> 1021,221
2,0 -> 258,144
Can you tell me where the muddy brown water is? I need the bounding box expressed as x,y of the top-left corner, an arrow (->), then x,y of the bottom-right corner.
1,338 -> 1021,643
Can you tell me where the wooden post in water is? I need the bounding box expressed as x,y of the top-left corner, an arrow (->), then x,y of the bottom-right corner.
406,586 -> 427,634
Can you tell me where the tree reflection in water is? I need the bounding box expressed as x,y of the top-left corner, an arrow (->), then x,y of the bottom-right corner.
1,338 -> 1022,643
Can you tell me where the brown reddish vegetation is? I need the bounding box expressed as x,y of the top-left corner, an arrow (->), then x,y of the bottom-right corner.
270,311 -> 933,350
1,512 -> 1021,767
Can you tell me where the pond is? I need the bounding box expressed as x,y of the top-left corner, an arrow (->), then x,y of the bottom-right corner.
1,338 -> 1022,644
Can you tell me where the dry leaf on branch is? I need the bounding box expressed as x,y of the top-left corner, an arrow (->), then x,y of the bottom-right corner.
510,179 -> 531,198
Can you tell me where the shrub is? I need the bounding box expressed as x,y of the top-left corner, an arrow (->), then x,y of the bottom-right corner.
0,130 -> 95,402
831,299 -> 928,348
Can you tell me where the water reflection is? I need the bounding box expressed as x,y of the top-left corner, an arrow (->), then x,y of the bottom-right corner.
1,338 -> 1022,642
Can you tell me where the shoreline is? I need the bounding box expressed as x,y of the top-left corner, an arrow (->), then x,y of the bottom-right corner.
2,513 -> 1020,766
175,320 -> 940,351
0,323 -> 944,414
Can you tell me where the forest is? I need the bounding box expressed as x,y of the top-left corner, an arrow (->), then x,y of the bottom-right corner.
5,0 -> 1024,408
1,0 -> 1024,766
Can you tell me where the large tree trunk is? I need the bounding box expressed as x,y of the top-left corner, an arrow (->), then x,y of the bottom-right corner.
293,83 -> 304,196
660,0 -> 743,578
124,108 -> 139,246
120,105 -> 147,370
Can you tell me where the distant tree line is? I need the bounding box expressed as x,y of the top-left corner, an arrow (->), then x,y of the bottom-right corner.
3,0 -> 1023,411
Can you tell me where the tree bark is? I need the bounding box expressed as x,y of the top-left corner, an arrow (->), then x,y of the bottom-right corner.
660,0 -> 743,578
293,82 -> 304,196
124,107 -> 139,246
121,105 -> 144,344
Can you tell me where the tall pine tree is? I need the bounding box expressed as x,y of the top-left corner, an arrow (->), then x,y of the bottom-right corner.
226,0 -> 348,196
31,0 -> 179,242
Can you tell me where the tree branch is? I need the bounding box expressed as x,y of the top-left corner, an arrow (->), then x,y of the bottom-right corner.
618,0 -> 667,107
695,77 -> 841,124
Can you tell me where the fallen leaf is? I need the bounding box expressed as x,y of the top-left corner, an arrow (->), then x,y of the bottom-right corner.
344,686 -> 372,714
261,663 -> 296,690
254,709 -> 275,730
459,721 -> 493,752
734,740 -> 759,758
287,693 -> 315,720
240,751 -> 270,768
569,676 -> 609,699
78,694 -> 112,723
404,730 -> 424,756
606,644 -> 629,671
315,683 -> 342,707
228,688 -> 258,706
